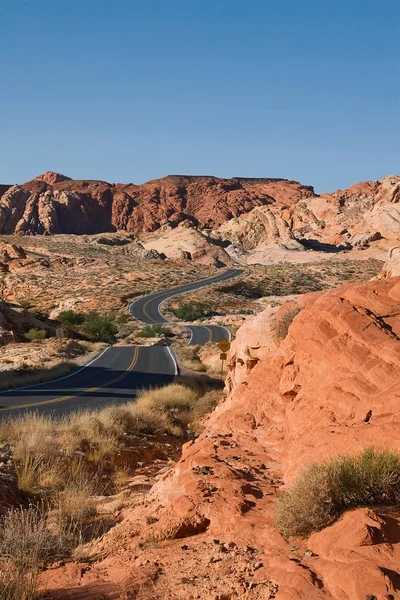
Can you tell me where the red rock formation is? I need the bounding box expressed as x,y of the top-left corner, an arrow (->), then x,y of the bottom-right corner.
1,172 -> 399,252
34,171 -> 72,186
0,173 -> 315,236
42,276 -> 400,599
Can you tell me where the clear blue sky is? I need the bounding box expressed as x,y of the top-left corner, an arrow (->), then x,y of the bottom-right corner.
1,0 -> 399,193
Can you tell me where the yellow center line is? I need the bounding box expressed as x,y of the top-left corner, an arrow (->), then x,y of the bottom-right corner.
0,346 -> 140,412
140,271 -> 238,324
142,298 -> 157,323
205,327 -> 213,342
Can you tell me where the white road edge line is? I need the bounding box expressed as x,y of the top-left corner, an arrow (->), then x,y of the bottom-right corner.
166,346 -> 179,376
218,325 -> 232,342
186,326 -> 194,346
0,347 -> 111,395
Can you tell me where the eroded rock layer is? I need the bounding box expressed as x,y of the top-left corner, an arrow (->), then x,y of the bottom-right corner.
0,172 -> 314,236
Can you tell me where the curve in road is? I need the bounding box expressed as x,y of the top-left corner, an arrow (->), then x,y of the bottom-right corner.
0,346 -> 177,417
0,269 -> 243,415
129,268 -> 243,345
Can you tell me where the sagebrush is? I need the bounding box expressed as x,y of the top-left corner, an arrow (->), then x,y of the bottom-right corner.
276,447 -> 400,538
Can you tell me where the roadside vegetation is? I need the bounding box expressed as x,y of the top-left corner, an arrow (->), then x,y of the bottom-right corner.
173,344 -> 207,372
218,258 -> 383,300
24,328 -> 48,342
0,382 -> 220,599
58,310 -> 118,344
139,324 -> 174,338
172,301 -> 218,321
276,447 -> 400,538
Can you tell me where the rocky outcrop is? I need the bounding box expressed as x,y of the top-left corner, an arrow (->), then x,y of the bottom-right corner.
42,276 -> 400,599
141,224 -> 232,266
380,246 -> 400,278
0,173 -> 315,236
35,171 -> 72,186
2,172 -> 400,262
218,205 -> 305,251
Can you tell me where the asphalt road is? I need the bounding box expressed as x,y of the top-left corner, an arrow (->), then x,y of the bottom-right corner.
0,346 -> 177,417
129,268 -> 243,344
0,269 -> 243,416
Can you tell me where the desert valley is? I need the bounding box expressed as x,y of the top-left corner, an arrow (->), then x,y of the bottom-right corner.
0,170 -> 399,599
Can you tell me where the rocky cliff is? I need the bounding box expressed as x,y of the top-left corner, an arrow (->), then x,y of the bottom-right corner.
218,175 -> 400,255
0,172 -> 314,236
2,171 -> 399,262
43,275 -> 400,599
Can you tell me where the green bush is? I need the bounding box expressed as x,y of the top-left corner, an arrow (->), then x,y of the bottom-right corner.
139,324 -> 174,338
58,310 -> 85,326
116,313 -> 130,324
276,447 -> 400,538
82,312 -> 118,344
173,301 -> 217,321
24,329 -> 47,342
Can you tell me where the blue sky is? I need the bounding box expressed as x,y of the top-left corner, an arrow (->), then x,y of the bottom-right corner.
1,0 -> 399,192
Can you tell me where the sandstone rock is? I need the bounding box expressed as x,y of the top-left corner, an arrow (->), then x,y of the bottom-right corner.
349,231 -> 382,248
219,205 -> 304,252
2,173 -> 400,259
34,171 -> 72,185
0,174 -> 315,236
380,246 -> 400,278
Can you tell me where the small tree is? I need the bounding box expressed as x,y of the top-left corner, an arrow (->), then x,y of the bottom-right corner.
25,328 -> 47,342
139,324 -> 174,338
82,312 -> 118,344
58,310 -> 85,326
173,301 -> 216,321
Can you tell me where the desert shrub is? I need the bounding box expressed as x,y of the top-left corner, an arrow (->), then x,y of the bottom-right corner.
173,301 -> 217,321
0,568 -> 39,600
116,312 -> 130,324
0,503 -> 73,600
135,384 -> 200,435
276,447 -> 400,538
24,328 -> 47,342
139,324 -> 174,338
191,390 -> 221,435
58,310 -> 85,326
0,504 -> 66,564
82,311 -> 118,344
276,307 -> 302,340
174,345 -> 206,372
0,384 -> 216,509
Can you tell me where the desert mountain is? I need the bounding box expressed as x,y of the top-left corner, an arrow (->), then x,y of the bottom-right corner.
217,175 -> 400,255
0,172 -> 314,236
1,172 -> 399,265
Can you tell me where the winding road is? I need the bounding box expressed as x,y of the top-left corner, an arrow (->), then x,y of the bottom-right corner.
129,268 -> 243,344
0,269 -> 243,416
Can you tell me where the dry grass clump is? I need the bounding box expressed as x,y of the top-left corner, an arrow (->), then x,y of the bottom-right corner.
0,383 -> 220,598
276,306 -> 302,340
191,390 -> 221,435
0,383 -> 211,500
276,447 -> 400,538
134,383 -> 200,436
173,345 -> 207,372
0,504 -> 70,600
